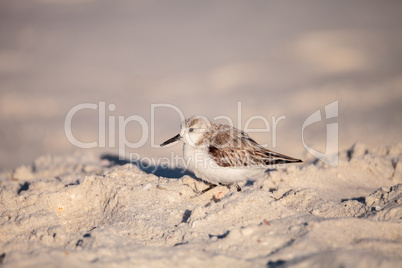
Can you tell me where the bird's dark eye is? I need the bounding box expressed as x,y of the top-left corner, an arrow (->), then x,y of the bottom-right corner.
189,128 -> 194,132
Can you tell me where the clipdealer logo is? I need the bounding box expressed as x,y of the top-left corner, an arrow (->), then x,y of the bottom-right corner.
64,101 -> 339,167
302,101 -> 339,167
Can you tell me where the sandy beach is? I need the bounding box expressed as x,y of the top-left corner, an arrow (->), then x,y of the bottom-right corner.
1,1 -> 402,267
0,143 -> 401,267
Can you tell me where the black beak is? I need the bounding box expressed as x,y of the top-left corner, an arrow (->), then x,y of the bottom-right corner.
160,134 -> 181,147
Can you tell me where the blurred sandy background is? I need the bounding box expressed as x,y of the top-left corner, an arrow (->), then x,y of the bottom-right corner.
1,0 -> 401,171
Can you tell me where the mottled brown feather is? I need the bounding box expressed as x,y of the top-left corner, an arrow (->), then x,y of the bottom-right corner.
206,124 -> 302,167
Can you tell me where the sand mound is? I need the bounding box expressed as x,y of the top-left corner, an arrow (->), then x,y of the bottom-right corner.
1,143 -> 401,267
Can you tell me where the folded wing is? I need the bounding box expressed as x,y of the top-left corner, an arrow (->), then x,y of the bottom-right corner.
208,126 -> 302,167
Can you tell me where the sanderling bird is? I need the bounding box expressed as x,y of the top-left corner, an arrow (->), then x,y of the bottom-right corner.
160,116 -> 302,194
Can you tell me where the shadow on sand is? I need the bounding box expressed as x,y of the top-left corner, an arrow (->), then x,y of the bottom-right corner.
100,154 -> 195,179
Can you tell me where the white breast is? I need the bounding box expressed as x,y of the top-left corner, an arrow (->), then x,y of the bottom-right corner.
182,143 -> 265,185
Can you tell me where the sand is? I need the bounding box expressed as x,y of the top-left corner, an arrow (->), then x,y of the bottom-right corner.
1,1 -> 402,172
0,143 -> 401,267
1,2 -> 401,267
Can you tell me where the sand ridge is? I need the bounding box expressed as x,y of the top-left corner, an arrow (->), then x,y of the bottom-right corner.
0,143 -> 401,267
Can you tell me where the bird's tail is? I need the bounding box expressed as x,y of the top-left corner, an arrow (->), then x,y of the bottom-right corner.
263,150 -> 302,165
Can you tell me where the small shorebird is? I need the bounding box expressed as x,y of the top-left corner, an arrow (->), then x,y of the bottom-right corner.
160,116 -> 302,194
